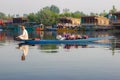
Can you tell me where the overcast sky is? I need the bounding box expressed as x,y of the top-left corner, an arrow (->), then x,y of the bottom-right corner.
0,0 -> 119,15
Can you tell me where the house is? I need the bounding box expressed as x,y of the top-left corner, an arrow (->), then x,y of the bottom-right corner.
80,16 -> 111,30
57,17 -> 80,28
81,16 -> 109,26
13,17 -> 28,24
111,11 -> 120,28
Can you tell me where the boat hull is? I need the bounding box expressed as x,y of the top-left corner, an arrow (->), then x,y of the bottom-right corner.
19,36 -> 114,44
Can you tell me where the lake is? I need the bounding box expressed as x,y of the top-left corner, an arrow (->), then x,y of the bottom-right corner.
0,30 -> 120,80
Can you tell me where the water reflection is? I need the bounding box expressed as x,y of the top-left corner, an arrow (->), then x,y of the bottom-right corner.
64,44 -> 88,49
1,29 -> 120,80
16,43 -> 29,61
38,44 -> 59,53
0,29 -> 119,51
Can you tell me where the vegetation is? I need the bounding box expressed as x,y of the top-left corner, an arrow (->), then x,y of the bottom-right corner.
109,5 -> 117,14
0,12 -> 6,19
0,5 -> 118,26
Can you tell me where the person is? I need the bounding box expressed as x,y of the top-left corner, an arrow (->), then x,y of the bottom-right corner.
63,33 -> 70,40
56,34 -> 65,40
82,35 -> 89,39
69,34 -> 76,40
16,25 -> 28,40
75,34 -> 82,39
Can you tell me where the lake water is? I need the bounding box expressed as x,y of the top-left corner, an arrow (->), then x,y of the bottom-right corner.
0,30 -> 120,80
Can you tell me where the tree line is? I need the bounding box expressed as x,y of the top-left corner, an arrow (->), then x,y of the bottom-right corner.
0,5 -> 117,26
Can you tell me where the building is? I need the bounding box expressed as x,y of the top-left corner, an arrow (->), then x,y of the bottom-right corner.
58,17 -> 80,27
13,17 -> 28,24
111,11 -> 120,29
80,16 -> 111,30
81,16 -> 109,26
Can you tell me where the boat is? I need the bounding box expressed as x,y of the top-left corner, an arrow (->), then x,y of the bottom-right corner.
17,36 -> 114,45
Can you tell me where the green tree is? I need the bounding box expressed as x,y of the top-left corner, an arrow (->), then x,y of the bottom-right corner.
71,11 -> 86,18
79,12 -> 87,16
36,7 -> 59,26
0,12 -> 6,19
60,12 -> 72,17
90,12 -> 97,16
27,13 -> 38,22
71,11 -> 80,18
63,8 -> 70,13
50,5 -> 60,14
99,10 -> 108,16
109,5 -> 117,14
43,6 -> 50,10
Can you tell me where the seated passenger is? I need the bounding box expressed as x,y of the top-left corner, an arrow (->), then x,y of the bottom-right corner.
76,34 -> 82,39
56,35 -> 65,40
82,35 -> 89,39
63,33 -> 70,40
69,34 -> 76,40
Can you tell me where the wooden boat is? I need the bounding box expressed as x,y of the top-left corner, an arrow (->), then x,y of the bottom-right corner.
18,36 -> 114,44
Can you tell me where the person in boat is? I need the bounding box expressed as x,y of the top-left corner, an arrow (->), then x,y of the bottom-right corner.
16,25 -> 28,40
75,34 -> 82,39
82,35 -> 89,39
69,34 -> 76,40
63,33 -> 71,40
56,34 -> 65,40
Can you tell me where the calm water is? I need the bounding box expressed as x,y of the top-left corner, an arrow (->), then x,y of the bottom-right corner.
0,30 -> 120,80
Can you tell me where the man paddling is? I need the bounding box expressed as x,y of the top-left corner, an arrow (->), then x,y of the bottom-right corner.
16,25 -> 29,40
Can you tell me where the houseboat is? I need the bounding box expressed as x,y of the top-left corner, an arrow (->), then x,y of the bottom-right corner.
110,12 -> 120,29
46,17 -> 81,32
81,16 -> 111,30
7,17 -> 42,31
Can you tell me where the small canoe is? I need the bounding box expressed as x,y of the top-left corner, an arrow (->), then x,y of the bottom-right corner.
18,36 -> 114,44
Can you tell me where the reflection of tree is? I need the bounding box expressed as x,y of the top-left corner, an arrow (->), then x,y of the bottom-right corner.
43,31 -> 56,40
111,39 -> 116,56
112,31 -> 120,50
38,44 -> 58,53
38,44 -> 58,50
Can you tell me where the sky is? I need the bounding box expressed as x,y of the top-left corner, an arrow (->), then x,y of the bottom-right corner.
0,0 -> 119,15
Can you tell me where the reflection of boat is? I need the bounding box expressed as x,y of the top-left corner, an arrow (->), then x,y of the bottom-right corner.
63,42 -> 112,49
18,42 -> 112,50
18,36 -> 113,44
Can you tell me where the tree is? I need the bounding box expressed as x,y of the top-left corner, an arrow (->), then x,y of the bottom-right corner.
71,11 -> 86,18
63,8 -> 70,13
36,7 -> 59,26
59,12 -> 72,17
50,5 -> 60,14
43,6 -> 50,10
109,5 -> 117,14
90,12 -> 98,16
99,10 -> 108,16
0,12 -> 6,19
27,13 -> 37,22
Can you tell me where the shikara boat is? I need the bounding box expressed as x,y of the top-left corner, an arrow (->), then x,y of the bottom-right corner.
18,36 -> 114,45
